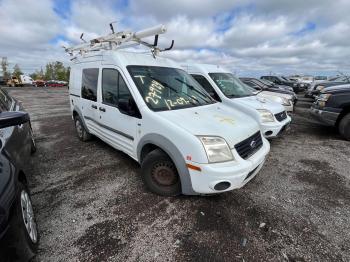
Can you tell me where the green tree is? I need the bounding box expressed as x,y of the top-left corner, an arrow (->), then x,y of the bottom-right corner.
44,63 -> 54,80
44,61 -> 70,81
13,64 -> 23,79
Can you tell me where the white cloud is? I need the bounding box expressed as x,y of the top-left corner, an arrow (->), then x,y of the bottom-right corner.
1,0 -> 350,75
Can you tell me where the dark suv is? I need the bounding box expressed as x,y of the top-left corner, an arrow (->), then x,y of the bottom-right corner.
310,86 -> 350,140
261,75 -> 300,93
0,87 -> 38,261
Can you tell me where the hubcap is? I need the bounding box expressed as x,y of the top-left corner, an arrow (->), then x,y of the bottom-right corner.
75,120 -> 83,138
151,163 -> 178,186
20,190 -> 38,243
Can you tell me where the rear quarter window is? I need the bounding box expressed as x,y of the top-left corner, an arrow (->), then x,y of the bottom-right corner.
81,68 -> 99,101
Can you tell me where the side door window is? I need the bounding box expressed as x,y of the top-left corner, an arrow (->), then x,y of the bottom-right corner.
102,68 -> 119,106
82,68 -> 99,102
102,69 -> 140,117
191,74 -> 221,101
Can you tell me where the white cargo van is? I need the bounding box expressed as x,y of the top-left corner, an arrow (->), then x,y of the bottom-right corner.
183,64 -> 291,138
67,26 -> 270,196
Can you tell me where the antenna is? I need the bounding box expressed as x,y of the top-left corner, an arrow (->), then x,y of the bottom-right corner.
109,21 -> 117,33
80,33 -> 86,43
64,24 -> 174,59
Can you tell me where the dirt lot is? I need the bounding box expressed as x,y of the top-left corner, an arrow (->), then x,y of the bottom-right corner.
5,86 -> 350,261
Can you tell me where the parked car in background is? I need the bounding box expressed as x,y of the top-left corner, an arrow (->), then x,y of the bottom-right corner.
45,80 -> 67,87
34,80 -> 46,87
7,77 -> 23,87
0,87 -> 38,261
259,78 -> 294,92
184,64 -> 291,138
306,76 -> 350,98
311,85 -> 350,140
261,75 -> 301,93
240,77 -> 297,109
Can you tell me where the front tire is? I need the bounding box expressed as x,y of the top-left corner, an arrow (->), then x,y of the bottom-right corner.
74,115 -> 92,142
7,183 -> 38,261
339,113 -> 350,141
141,149 -> 181,196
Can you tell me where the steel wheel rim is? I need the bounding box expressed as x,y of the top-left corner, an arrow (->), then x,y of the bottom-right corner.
20,190 -> 38,243
75,120 -> 83,138
151,163 -> 178,186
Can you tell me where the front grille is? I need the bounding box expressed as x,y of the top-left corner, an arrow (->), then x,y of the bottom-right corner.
234,131 -> 263,160
275,111 -> 287,122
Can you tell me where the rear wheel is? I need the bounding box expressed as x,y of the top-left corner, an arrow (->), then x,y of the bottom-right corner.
74,115 -> 92,141
6,183 -> 38,261
339,113 -> 350,140
141,149 -> 181,196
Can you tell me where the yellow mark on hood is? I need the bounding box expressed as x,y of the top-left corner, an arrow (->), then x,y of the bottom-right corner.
214,115 -> 235,125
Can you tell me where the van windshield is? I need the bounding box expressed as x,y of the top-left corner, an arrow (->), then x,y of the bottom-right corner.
209,73 -> 255,98
127,66 -> 216,111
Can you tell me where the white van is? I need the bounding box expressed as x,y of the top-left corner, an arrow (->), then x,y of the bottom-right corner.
68,50 -> 270,195
20,75 -> 34,85
183,64 -> 291,138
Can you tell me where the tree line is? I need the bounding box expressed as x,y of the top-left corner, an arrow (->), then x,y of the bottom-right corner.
1,57 -> 70,82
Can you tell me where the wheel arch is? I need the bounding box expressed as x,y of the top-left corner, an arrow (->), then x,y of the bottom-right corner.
137,134 -> 196,195
336,105 -> 350,126
72,105 -> 89,132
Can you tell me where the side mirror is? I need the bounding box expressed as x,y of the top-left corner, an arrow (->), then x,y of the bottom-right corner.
0,111 -> 30,129
118,98 -> 140,118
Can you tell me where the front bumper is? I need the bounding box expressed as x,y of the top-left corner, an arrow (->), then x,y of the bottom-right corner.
283,103 -> 293,112
310,106 -> 340,126
186,137 -> 270,194
261,115 -> 291,138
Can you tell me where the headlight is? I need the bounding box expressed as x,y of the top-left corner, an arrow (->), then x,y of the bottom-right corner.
198,136 -> 234,163
293,83 -> 297,87
318,93 -> 331,101
282,97 -> 291,106
300,83 -> 304,87
257,109 -> 275,123
316,85 -> 325,91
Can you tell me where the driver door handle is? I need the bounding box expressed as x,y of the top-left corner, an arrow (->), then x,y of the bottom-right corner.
91,105 -> 97,109
99,107 -> 106,112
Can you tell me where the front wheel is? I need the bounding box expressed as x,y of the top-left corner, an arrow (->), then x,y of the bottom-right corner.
339,113 -> 350,140
7,183 -> 38,261
141,149 -> 181,196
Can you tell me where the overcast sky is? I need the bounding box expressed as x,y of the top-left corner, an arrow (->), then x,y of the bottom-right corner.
0,0 -> 349,76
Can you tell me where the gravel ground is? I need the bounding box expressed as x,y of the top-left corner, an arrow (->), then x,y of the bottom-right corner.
5,86 -> 350,262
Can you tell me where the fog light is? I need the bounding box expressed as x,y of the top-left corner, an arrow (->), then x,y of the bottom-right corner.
214,181 -> 231,191
265,131 -> 273,136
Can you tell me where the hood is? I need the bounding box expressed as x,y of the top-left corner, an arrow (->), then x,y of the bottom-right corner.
234,95 -> 284,114
323,84 -> 350,93
157,103 -> 259,148
318,81 -> 349,88
268,87 -> 294,95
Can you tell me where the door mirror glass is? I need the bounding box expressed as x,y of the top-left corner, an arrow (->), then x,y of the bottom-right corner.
0,111 -> 30,129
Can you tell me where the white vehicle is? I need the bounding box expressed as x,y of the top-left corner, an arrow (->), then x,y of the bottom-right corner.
255,89 -> 294,112
20,75 -> 34,85
66,25 -> 270,196
183,64 -> 291,138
